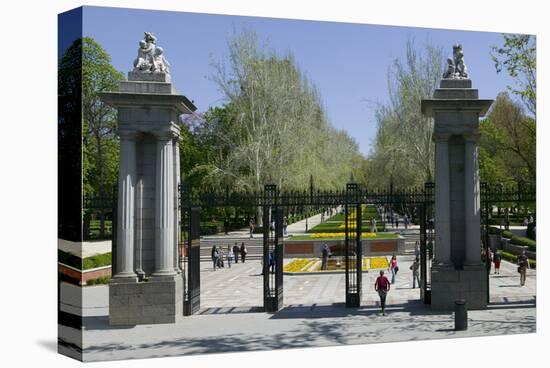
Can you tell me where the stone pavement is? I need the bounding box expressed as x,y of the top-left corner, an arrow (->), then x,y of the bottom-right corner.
59,255 -> 536,362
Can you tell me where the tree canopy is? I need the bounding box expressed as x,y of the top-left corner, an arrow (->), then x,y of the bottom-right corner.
491,34 -> 536,116
180,31 -> 365,192
365,40 -> 443,189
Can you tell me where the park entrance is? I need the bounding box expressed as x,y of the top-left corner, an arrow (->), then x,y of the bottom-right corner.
179,182 -> 437,315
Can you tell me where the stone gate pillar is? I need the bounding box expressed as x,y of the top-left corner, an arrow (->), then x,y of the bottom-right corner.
100,32 -> 196,325
421,44 -> 493,311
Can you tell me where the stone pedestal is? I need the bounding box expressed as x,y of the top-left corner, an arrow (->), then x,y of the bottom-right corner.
422,78 -> 492,311
100,72 -> 196,325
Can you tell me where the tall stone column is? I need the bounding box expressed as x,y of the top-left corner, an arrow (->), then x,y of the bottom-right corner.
421,44 -> 493,311
433,133 -> 451,265
153,134 -> 176,277
100,33 -> 196,325
115,131 -> 137,279
464,134 -> 481,265
173,138 -> 181,273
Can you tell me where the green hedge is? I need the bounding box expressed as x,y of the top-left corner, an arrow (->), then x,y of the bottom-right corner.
86,276 -> 111,285
59,250 -> 112,270
501,231 -> 536,251
500,251 -> 536,269
82,252 -> 112,270
58,249 -> 81,269
527,222 -> 536,240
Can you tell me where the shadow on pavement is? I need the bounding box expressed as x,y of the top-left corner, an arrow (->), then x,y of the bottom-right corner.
269,300 -> 451,319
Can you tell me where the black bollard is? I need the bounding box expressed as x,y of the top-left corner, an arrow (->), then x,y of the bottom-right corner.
454,299 -> 468,331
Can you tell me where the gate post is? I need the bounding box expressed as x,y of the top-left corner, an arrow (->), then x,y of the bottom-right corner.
345,183 -> 362,308
263,185 -> 283,312
183,206 -> 201,316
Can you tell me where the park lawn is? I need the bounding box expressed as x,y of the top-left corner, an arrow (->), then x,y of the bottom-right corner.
290,232 -> 398,241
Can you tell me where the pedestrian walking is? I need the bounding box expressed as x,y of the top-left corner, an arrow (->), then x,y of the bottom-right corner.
217,248 -> 225,268
227,245 -> 234,268
249,219 -> 254,238
414,241 -> 420,259
394,217 -> 399,230
283,216 -> 288,235
404,214 -> 409,230
211,245 -> 218,271
389,255 -> 398,284
321,243 -> 330,271
224,217 -> 229,235
493,249 -> 502,274
240,242 -> 247,263
410,257 -> 421,288
517,250 -> 530,286
269,249 -> 275,273
375,270 -> 391,316
233,243 -> 240,264
371,217 -> 377,233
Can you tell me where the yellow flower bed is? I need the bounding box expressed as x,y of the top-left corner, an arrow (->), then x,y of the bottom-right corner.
369,257 -> 389,269
283,258 -> 317,273
310,232 -> 378,239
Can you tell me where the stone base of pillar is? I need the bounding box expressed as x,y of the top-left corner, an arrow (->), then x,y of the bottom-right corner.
430,264 -> 487,311
109,274 -> 183,326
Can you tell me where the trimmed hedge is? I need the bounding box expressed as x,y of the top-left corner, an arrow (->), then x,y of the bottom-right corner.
82,252 -> 112,270
527,222 -> 536,240
86,276 -> 111,285
500,251 -> 536,269
501,230 -> 536,251
58,249 -> 81,269
58,250 -> 112,270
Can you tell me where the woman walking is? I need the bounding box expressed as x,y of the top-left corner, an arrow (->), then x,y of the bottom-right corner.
493,250 -> 502,274
410,257 -> 421,288
211,245 -> 218,271
227,245 -> 234,268
389,255 -> 398,284
375,270 -> 391,316
517,250 -> 530,286
240,242 -> 247,263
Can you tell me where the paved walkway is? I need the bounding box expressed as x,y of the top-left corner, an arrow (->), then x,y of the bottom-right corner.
59,255 -> 536,362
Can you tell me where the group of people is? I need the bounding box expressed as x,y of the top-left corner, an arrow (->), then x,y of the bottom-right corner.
486,248 -> 530,286
374,253 -> 422,316
211,242 -> 248,270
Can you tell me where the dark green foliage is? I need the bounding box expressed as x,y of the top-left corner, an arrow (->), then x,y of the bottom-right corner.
58,249 -> 82,269
501,231 -> 536,251
82,253 -> 112,270
527,222 -> 536,240
58,250 -> 112,270
500,251 -> 536,269
86,276 -> 111,285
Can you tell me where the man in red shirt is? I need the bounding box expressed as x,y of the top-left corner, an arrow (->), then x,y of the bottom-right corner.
375,270 -> 391,315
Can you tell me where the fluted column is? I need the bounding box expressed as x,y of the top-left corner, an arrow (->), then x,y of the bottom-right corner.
153,133 -> 176,276
434,133 -> 451,265
465,133 -> 481,264
115,131 -> 137,278
173,137 -> 181,273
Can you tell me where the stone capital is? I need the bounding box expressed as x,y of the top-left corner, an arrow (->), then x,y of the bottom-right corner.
432,132 -> 452,143
463,132 -> 481,142
118,130 -> 139,140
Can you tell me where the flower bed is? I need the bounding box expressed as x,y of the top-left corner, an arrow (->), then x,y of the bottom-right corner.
283,257 -> 390,273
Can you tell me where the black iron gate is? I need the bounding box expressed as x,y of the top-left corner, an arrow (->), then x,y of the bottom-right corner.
345,183 -> 362,307
263,185 -> 284,312
419,182 -> 434,304
480,182 -> 536,304
183,206 -> 201,316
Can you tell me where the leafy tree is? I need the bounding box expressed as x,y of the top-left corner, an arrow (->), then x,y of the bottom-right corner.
480,92 -> 535,185
78,37 -> 124,197
366,40 -> 443,189
491,34 -> 536,116
207,30 -> 364,192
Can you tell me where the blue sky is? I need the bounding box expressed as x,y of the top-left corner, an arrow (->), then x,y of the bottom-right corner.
71,6 -> 523,156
